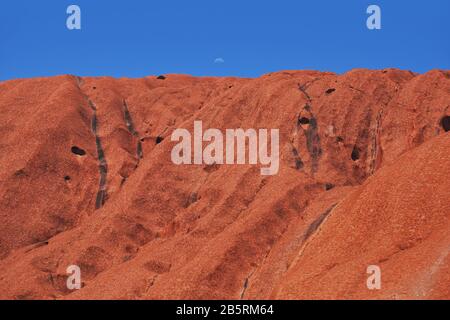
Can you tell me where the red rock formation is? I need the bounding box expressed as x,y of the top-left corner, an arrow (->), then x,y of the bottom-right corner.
0,69 -> 448,299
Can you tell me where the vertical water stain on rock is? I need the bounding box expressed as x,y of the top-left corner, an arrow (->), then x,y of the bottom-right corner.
95,136 -> 108,209
369,110 -> 384,174
87,100 -> 108,210
298,84 -> 312,102
292,147 -> 304,170
123,99 -> 144,161
304,117 -> 322,174
303,203 -> 337,241
296,84 -> 322,174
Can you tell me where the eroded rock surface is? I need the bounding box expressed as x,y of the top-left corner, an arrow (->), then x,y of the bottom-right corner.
0,69 -> 448,299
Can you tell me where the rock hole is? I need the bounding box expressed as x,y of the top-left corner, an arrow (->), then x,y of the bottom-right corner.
203,163 -> 220,173
156,136 -> 164,144
156,75 -> 166,80
14,169 -> 27,177
71,146 -> 86,156
325,88 -> 336,94
441,116 -> 450,132
336,136 -> 344,143
92,86 -> 96,90
325,183 -> 335,191
64,176 -> 71,181
351,146 -> 360,161
298,117 -> 310,125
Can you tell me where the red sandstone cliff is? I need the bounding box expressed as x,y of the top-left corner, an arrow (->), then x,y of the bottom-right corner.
0,69 -> 448,299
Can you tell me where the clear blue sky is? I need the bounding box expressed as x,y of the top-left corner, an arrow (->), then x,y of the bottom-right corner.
1,0 -> 449,80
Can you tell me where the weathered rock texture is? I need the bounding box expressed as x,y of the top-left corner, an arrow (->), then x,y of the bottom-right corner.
0,69 -> 449,299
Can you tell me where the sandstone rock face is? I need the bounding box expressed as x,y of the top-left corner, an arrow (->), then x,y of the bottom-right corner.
0,69 -> 448,299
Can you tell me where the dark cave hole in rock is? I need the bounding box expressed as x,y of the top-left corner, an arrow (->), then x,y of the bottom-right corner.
64,176 -> 71,181
71,146 -> 86,156
92,86 -> 96,90
441,116 -> 450,132
298,117 -> 310,125
351,146 -> 360,161
325,183 -> 335,191
326,88 -> 336,94
336,136 -> 344,143
157,75 -> 166,80
203,163 -> 220,173
156,136 -> 164,144
295,159 -> 304,170
14,169 -> 27,177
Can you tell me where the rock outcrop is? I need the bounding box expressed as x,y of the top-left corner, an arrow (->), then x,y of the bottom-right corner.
0,69 -> 448,299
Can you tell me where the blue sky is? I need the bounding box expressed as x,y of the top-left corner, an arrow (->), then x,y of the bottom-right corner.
0,0 -> 449,80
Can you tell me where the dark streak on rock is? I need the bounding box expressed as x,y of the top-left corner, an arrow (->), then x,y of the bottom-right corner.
292,147 -> 304,170
304,117 -> 322,174
369,111 -> 383,174
240,277 -> 249,299
93,115 -> 108,210
298,84 -> 312,102
296,83 -> 322,174
75,79 -> 108,210
240,269 -> 256,300
303,203 -> 337,242
123,99 -> 144,160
